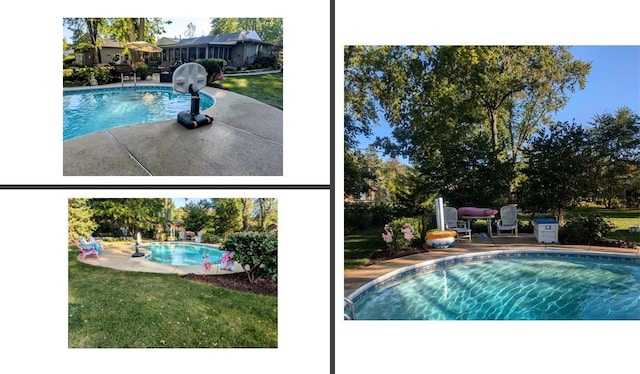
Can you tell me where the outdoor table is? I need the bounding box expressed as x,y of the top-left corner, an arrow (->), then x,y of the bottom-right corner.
461,214 -> 496,237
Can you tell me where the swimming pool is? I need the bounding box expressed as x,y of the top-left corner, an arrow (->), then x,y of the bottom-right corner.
142,242 -> 223,266
345,250 -> 640,320
63,86 -> 215,140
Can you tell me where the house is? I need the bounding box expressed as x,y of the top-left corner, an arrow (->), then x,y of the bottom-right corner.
75,39 -> 130,66
157,30 -> 273,67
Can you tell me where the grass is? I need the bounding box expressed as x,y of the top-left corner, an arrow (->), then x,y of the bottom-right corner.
68,247 -> 277,348
344,228 -> 381,270
221,73 -> 283,109
344,207 -> 640,271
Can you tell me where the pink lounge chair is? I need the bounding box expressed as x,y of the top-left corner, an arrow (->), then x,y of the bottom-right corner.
73,239 -> 100,260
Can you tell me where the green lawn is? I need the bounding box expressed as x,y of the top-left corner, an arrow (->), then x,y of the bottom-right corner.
221,73 -> 283,110
344,228 -> 381,270
68,248 -> 277,348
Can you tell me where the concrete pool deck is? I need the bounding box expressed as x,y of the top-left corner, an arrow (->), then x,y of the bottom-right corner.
63,75 -> 282,176
344,233 -> 639,296
77,241 -> 246,276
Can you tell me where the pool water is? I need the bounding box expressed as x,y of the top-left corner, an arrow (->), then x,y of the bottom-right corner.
63,86 -> 215,140
143,242 -> 223,266
351,253 -> 640,320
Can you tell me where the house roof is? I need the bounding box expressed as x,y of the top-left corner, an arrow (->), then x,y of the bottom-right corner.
158,30 -> 271,48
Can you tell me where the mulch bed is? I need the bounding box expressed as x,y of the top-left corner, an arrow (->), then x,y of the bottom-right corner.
366,246 -> 430,266
181,272 -> 277,297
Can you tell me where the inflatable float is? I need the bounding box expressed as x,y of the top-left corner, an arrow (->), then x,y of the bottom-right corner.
457,207 -> 499,218
426,229 -> 457,248
172,62 -> 214,129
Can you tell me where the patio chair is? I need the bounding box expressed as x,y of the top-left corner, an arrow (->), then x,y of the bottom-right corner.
497,205 -> 519,236
73,239 -> 100,260
88,236 -> 105,252
444,207 -> 472,240
78,236 -> 102,255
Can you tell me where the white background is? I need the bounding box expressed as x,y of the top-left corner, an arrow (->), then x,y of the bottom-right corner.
335,2 -> 639,374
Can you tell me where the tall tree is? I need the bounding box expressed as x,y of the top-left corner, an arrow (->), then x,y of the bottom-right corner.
210,18 -> 282,44
212,199 -> 243,237
90,198 -> 164,237
255,198 -> 278,230
520,122 -> 598,223
590,107 -> 640,208
68,198 -> 98,242
185,22 -> 196,38
344,45 -> 591,202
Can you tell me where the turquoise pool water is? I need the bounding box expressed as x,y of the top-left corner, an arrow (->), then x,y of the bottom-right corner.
63,86 -> 215,140
143,242 -> 223,266
348,250 -> 640,320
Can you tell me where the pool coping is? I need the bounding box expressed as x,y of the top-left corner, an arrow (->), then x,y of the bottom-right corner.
62,78 -> 283,176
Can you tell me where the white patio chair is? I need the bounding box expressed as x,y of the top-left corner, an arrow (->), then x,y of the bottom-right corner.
444,207 -> 472,240
497,205 -> 519,236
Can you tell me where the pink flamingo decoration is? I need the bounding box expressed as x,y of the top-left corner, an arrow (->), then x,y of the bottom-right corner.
401,223 -> 415,240
202,253 -> 212,275
382,224 -> 394,252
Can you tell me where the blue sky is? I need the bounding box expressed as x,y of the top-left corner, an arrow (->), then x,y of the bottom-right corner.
354,45 -> 640,154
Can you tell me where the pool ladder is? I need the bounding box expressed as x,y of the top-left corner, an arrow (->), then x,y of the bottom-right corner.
344,297 -> 355,320
121,73 -> 137,89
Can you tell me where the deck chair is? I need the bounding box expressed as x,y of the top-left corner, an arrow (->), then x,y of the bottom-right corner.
444,207 -> 472,240
78,236 -> 102,255
497,205 -> 519,236
88,236 -> 105,252
73,239 -> 100,260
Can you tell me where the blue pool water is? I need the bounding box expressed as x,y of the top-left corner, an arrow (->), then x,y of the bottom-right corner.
63,86 -> 215,140
348,251 -> 640,320
142,242 -> 223,266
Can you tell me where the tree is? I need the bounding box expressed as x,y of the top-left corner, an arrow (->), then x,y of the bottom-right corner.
68,198 -> 98,242
520,122 -> 598,223
590,107 -> 640,208
255,198 -> 278,230
343,46 -> 591,203
239,198 -> 253,231
64,18 -> 107,64
185,22 -> 196,38
90,198 -> 164,237
210,18 -> 282,44
212,199 -> 243,237
183,200 -> 211,233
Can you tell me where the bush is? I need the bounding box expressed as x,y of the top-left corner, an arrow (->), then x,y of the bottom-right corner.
224,65 -> 238,73
202,231 -> 222,244
134,63 -> 150,80
560,214 -> 616,244
195,58 -> 226,82
223,231 -> 277,283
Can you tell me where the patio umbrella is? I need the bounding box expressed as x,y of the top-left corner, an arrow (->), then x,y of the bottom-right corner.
124,41 -> 162,53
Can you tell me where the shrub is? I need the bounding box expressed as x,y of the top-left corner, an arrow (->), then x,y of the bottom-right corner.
224,65 -> 238,73
560,214 -> 616,244
134,63 -> 150,80
223,231 -> 277,283
202,231 -> 222,244
195,58 -> 227,82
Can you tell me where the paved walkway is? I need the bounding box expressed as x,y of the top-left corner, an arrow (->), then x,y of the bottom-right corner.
63,76 -> 282,176
344,233 -> 639,296
77,242 -> 245,276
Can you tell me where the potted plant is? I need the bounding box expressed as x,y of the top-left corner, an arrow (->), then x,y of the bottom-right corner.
134,63 -> 150,80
